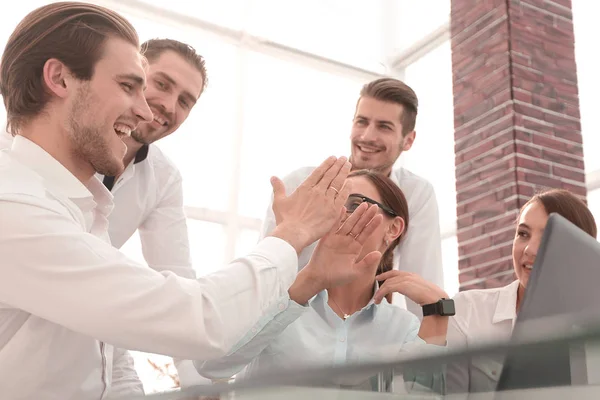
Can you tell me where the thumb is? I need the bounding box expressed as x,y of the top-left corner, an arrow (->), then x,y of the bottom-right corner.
353,251 -> 382,272
271,176 -> 286,202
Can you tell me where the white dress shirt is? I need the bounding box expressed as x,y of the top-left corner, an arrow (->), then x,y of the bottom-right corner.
96,144 -> 194,279
446,280 -> 520,394
0,136 -> 299,400
259,166 -> 444,317
195,284 -> 445,393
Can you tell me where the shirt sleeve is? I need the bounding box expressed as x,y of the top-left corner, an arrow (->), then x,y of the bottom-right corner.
195,297 -> 308,380
445,293 -> 472,395
394,180 -> 444,318
138,169 -> 195,279
107,348 -> 145,398
0,196 -> 298,361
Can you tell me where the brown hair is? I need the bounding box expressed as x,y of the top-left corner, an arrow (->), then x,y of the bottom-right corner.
348,169 -> 409,277
520,188 -> 597,238
141,38 -> 208,95
0,2 -> 139,135
359,77 -> 418,136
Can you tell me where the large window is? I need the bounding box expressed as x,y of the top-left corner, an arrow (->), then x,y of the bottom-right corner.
573,0 -> 600,173
402,40 -> 459,294
238,50 -> 365,220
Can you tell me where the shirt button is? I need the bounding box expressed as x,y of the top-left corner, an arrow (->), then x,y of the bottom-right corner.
278,303 -> 285,311
339,337 -> 346,342
251,327 -> 258,334
492,371 -> 497,376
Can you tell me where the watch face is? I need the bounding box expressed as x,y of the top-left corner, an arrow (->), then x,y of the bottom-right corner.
441,300 -> 456,316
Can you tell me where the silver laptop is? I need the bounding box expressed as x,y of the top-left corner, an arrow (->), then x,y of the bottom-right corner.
497,212 -> 600,391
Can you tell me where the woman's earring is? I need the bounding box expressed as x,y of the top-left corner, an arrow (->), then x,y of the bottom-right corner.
384,238 -> 389,247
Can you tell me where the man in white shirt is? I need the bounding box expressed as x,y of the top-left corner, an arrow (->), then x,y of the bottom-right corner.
97,38 -> 205,280
0,37 -> 208,391
0,3 -> 381,399
260,77 -> 444,317
94,38 -> 207,389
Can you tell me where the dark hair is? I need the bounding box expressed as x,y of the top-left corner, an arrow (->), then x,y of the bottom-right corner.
141,38 -> 208,95
358,77 -> 418,136
348,169 -> 409,277
520,188 -> 597,238
0,2 -> 139,135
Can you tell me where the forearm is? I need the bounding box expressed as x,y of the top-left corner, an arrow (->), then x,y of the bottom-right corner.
196,297 -> 307,380
418,316 -> 449,345
0,203 -> 299,360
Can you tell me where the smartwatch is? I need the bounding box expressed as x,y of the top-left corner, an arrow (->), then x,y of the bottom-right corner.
422,298 -> 455,317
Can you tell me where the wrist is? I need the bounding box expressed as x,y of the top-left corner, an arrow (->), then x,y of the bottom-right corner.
422,291 -> 449,306
288,266 -> 325,305
270,223 -> 312,254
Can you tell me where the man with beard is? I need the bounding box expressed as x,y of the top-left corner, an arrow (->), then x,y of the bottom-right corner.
259,78 -> 444,317
1,36 -> 209,391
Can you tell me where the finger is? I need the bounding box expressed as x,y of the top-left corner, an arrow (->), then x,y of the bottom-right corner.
375,270 -> 409,281
270,176 -> 286,203
353,250 -> 382,273
335,201 -> 369,235
327,205 -> 346,235
373,282 -> 395,304
334,178 -> 352,210
298,156 -> 337,188
327,161 -> 351,197
315,156 -> 347,192
350,212 -> 383,246
349,204 -> 380,240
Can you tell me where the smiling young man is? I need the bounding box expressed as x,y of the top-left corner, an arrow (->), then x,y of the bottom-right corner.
96,39 -> 206,280
260,78 -> 444,317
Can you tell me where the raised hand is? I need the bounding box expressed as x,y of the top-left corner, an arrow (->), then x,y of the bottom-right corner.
373,270 -> 448,306
288,202 -> 383,304
269,156 -> 352,253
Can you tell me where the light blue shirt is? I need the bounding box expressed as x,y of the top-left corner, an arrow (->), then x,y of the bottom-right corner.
195,284 -> 445,392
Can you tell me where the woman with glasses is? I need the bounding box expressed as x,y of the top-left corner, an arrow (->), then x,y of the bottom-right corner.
195,170 -> 450,392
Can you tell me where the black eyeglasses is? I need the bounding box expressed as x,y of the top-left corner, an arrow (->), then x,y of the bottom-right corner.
345,194 -> 397,217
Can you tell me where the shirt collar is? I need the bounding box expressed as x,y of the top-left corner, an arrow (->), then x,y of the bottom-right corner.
388,169 -> 400,186
311,281 -> 382,317
10,136 -> 113,207
492,280 -> 521,324
134,144 -> 149,164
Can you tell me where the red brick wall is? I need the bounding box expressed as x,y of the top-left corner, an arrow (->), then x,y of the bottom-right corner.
451,0 -> 586,290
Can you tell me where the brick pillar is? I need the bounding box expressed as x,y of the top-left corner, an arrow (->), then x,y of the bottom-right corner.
451,0 -> 586,290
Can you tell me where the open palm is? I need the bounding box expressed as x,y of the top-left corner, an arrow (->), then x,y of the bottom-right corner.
305,202 -> 383,289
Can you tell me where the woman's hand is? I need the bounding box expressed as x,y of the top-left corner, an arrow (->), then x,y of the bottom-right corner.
374,270 -> 450,345
288,202 -> 383,304
373,270 -> 448,306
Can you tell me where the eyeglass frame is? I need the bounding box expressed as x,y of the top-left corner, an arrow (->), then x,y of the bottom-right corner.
345,193 -> 398,217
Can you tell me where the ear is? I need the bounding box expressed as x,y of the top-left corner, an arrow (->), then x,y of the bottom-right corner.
42,58 -> 71,99
386,216 -> 406,243
402,130 -> 416,151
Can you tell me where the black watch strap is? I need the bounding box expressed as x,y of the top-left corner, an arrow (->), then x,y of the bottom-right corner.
422,301 -> 440,317
422,298 -> 455,317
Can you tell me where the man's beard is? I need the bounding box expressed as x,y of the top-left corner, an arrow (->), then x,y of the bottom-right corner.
68,86 -> 123,177
349,154 -> 398,177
